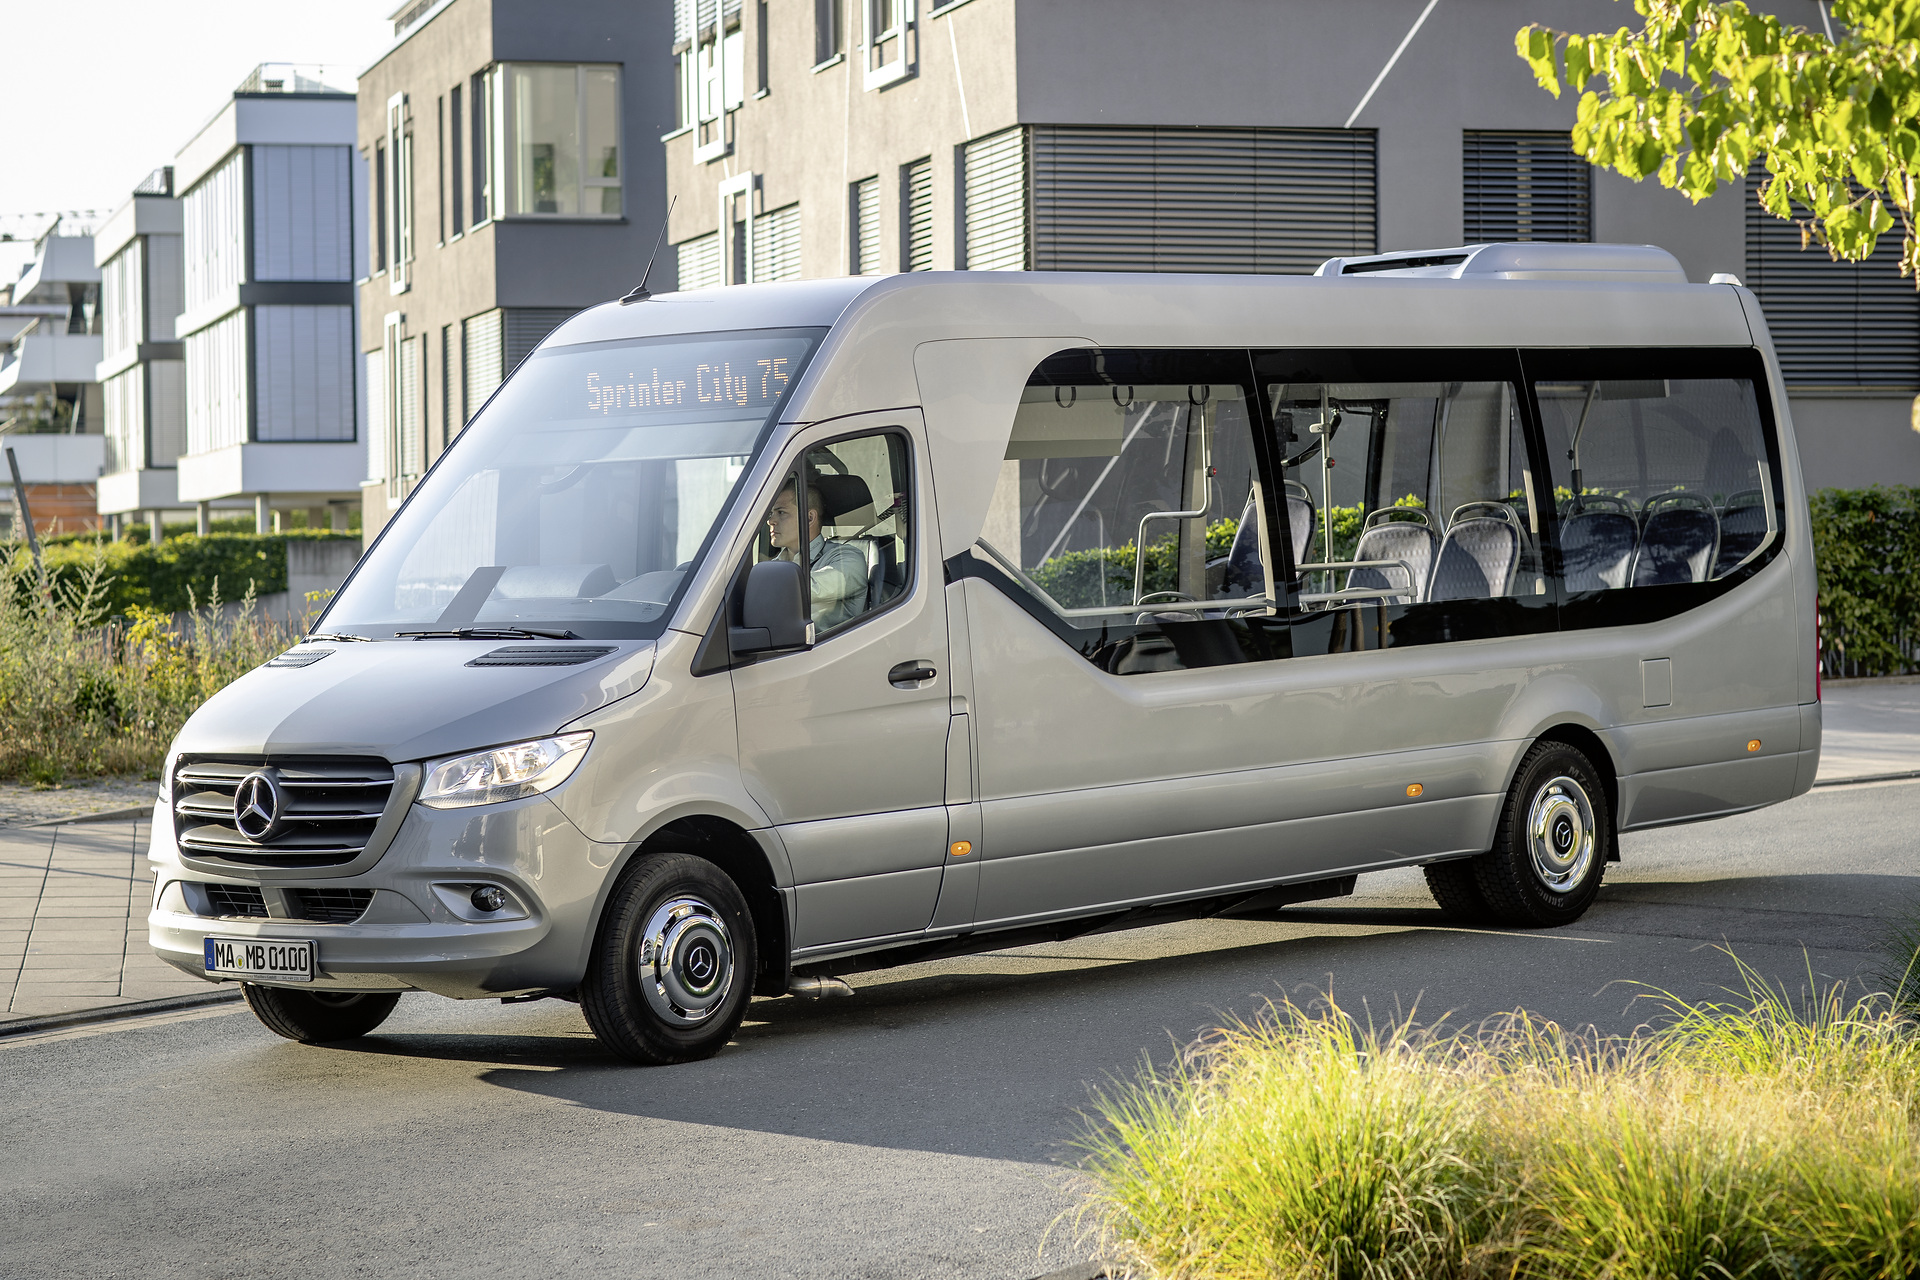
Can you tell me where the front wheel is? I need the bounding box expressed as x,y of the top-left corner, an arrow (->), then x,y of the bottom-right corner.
242,985 -> 402,1042
580,851 -> 757,1065
1471,740 -> 1612,927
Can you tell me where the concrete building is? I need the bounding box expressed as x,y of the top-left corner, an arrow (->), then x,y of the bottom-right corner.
0,224 -> 107,535
661,0 -> 1920,490
354,0 -> 675,536
0,226 -> 102,437
173,64 -> 367,536
93,167 -> 192,538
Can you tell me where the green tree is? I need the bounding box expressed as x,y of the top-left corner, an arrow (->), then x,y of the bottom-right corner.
1518,0 -> 1920,276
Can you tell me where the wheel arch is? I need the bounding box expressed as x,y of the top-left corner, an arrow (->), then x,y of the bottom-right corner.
604,815 -> 792,997
1522,722 -> 1622,861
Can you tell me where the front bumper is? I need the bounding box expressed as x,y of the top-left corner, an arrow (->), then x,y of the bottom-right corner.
147,791 -> 621,998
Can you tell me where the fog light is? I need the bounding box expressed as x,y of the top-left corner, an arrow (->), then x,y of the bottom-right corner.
471,886 -> 509,913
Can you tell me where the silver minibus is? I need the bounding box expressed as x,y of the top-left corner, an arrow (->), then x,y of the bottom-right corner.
149,242 -> 1819,1063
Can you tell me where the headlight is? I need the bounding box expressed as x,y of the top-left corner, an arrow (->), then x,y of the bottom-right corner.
419,732 -> 593,809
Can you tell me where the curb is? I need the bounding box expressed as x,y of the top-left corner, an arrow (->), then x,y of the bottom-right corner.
19,804 -> 154,828
0,988 -> 242,1039
1030,1267 -> 1111,1280
1812,770 -> 1920,789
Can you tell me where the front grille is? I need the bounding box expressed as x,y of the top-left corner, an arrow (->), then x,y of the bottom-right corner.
174,756 -> 395,868
203,884 -> 268,917
288,888 -> 375,924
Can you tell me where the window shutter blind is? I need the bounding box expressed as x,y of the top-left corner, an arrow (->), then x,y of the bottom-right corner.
755,203 -> 803,281
677,232 -> 723,289
398,332 -> 422,476
903,157 -> 933,271
504,308 -> 580,374
963,127 -> 1028,270
1461,131 -> 1591,243
852,178 -> 881,274
1746,179 -> 1920,389
463,309 -> 505,418
1027,126 -> 1376,273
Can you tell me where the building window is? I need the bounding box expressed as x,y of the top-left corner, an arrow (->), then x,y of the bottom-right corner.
440,324 -> 453,448
755,0 -> 769,93
183,150 -> 245,312
492,63 -> 622,217
1027,126 -> 1377,273
814,0 -> 843,64
386,94 -> 414,292
470,71 -> 492,226
961,127 -> 1026,271
901,156 -> 932,271
373,141 -> 388,273
683,1 -> 744,162
384,314 -> 422,496
863,0 -> 914,89
850,177 -> 881,275
463,309 -> 504,421
1462,130 -> 1590,243
1746,173 -> 1920,388
436,95 -> 447,245
450,84 -> 465,235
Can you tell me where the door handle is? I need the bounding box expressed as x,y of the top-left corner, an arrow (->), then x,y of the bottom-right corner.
888,660 -> 938,688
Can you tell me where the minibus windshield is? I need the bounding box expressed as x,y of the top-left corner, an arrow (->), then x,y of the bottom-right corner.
321,327 -> 825,640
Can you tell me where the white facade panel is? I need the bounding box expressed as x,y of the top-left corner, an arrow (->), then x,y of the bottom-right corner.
147,234 -> 185,341
151,359 -> 187,467
252,145 -> 354,282
255,305 -> 355,442
364,347 -> 388,483
183,151 -> 246,315
185,308 -> 249,453
177,440 -> 366,503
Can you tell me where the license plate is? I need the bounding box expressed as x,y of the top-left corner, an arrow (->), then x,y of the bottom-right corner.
203,936 -> 314,983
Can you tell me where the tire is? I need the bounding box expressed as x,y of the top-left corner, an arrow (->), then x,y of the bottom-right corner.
1422,859 -> 1492,923
1472,740 -> 1612,928
243,985 -> 402,1042
581,851 -> 758,1065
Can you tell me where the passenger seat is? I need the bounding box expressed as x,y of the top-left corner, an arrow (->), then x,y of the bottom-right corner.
1560,496 -> 1639,593
1632,494 -> 1719,586
1426,505 -> 1521,601
1347,509 -> 1434,603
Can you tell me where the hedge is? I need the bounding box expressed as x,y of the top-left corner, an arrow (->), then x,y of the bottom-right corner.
11,530 -> 360,617
1810,486 -> 1920,678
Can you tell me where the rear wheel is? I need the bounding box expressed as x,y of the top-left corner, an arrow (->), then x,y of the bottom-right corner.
1472,740 -> 1612,927
580,851 -> 757,1065
242,985 -> 402,1042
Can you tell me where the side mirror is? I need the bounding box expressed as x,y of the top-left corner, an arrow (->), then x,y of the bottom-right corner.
730,559 -> 814,656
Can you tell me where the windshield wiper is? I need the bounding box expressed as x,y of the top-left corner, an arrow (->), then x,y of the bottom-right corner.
305,632 -> 374,643
394,626 -> 581,640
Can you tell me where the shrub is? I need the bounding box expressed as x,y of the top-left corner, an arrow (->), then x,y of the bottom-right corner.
0,543 -> 304,782
1809,486 -> 1920,677
1077,956 -> 1920,1280
19,530 -> 357,617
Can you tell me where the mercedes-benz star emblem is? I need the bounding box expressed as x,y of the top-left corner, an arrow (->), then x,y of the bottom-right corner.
686,944 -> 715,982
232,771 -> 285,843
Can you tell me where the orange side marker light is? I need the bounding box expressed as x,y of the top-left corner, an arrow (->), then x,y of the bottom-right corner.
1747,739 -> 1762,753
1406,783 -> 1424,798
950,841 -> 972,857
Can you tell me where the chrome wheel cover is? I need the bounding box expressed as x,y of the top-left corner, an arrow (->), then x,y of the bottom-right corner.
636,896 -> 735,1026
1526,774 -> 1596,894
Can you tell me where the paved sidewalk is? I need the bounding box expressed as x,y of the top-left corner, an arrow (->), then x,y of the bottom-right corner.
0,819 -> 210,1019
0,679 -> 1909,1028
1819,677 -> 1920,781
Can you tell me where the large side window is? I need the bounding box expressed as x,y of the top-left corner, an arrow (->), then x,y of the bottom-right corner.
1255,349 -> 1552,653
1529,349 -> 1783,625
959,348 -> 1287,675
750,430 -> 912,638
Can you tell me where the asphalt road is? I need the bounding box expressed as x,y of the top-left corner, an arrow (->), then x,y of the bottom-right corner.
5,779 -> 1919,1280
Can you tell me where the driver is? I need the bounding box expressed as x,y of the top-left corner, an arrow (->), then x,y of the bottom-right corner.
767,480 -> 869,631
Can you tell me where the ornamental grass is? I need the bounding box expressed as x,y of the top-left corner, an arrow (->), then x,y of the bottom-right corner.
1077,955 -> 1920,1280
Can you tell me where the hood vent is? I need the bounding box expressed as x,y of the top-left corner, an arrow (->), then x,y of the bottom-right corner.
466,645 -> 617,668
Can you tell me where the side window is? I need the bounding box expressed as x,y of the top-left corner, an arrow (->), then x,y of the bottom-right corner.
1531,358 -> 1779,607
1254,350 -> 1551,652
751,430 -> 911,637
966,348 -> 1287,674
